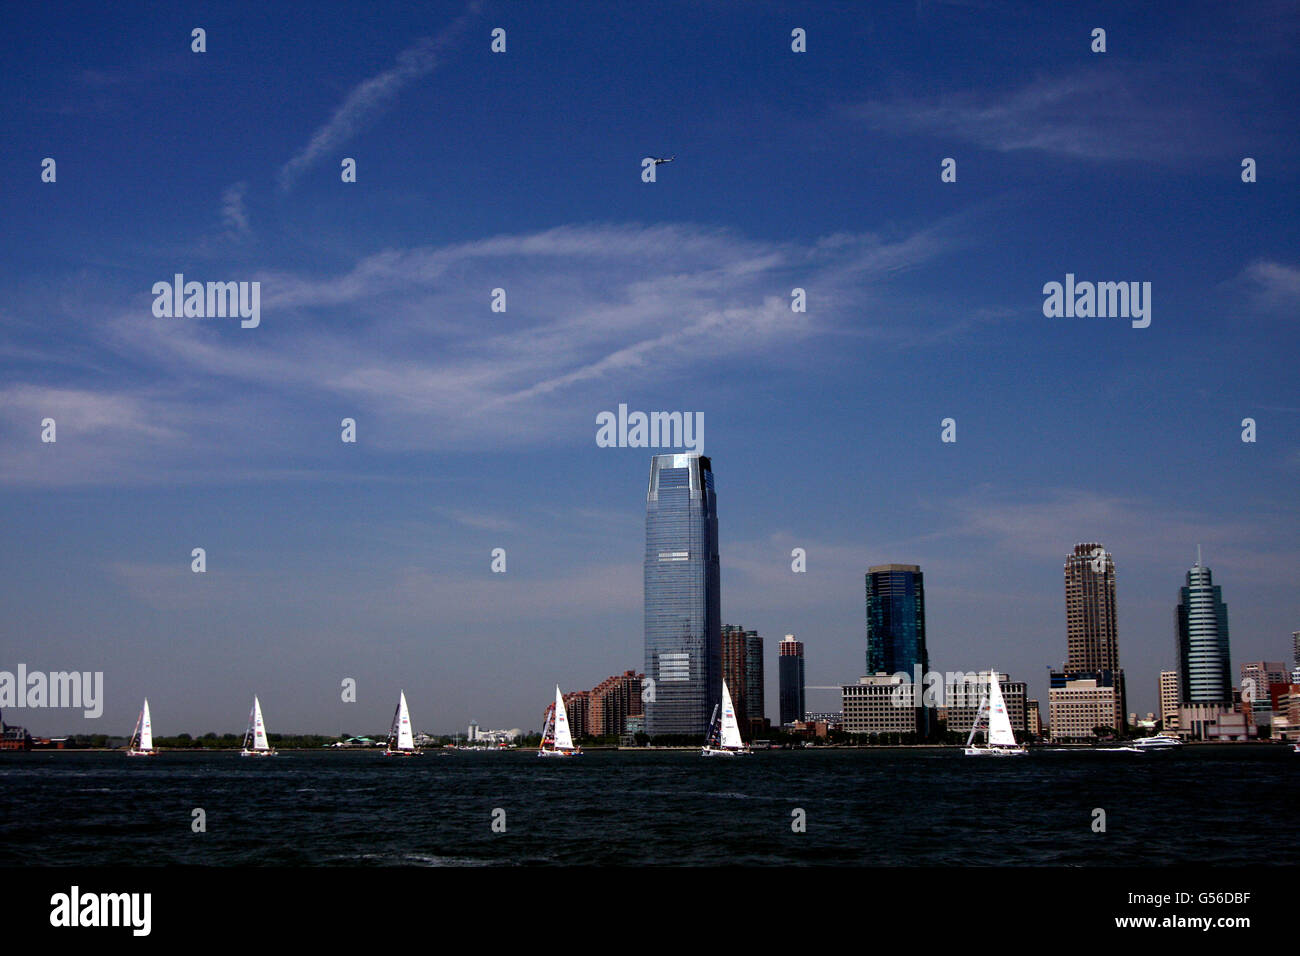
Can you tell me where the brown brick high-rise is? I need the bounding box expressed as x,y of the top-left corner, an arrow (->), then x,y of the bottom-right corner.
561,690 -> 590,740
721,625 -> 764,739
588,671 -> 644,738
1065,543 -> 1119,672
1050,542 -> 1126,739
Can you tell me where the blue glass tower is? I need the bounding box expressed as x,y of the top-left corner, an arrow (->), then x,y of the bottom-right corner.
866,564 -> 930,736
644,453 -> 721,737
865,564 -> 929,677
1176,554 -> 1232,705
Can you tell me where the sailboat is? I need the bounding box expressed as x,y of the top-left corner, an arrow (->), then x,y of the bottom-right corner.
126,698 -> 158,756
963,670 -> 1027,756
239,696 -> 277,757
383,690 -> 422,757
701,680 -> 752,757
538,685 -> 581,757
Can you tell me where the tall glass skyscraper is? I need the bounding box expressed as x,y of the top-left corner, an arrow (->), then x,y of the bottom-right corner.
643,453 -> 721,737
1176,554 -> 1232,705
778,634 -> 805,726
865,564 -> 930,737
865,564 -> 929,676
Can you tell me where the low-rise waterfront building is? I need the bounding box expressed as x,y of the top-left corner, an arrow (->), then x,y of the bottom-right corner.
1158,670 -> 1180,732
1178,702 -> 1250,741
1268,684 -> 1300,741
841,674 -> 924,737
1048,671 -> 1125,742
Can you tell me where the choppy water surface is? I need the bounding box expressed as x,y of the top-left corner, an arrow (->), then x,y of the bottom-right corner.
3,747 -> 1295,866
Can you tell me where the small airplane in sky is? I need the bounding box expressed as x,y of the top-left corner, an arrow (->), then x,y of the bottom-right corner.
652,155 -> 675,165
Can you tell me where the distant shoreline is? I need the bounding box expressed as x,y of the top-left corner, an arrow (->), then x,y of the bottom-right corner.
9,739 -> 1287,754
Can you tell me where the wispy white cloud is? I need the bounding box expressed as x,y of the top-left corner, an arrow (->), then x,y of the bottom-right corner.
436,508 -> 516,533
719,486 -> 1299,612
0,385 -> 201,486
108,561 -> 232,612
851,68 -> 1237,162
220,182 -> 250,238
385,559 -> 643,623
78,220 -> 947,450
0,218 -> 953,486
1234,260 -> 1300,311
277,3 -> 480,190
939,486 -> 1298,589
0,385 -> 183,442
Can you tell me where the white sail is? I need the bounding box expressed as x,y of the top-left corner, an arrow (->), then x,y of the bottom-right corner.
986,672 -> 1017,747
139,699 -> 153,750
719,681 -> 743,749
251,696 -> 270,750
395,691 -> 415,750
552,685 -> 575,751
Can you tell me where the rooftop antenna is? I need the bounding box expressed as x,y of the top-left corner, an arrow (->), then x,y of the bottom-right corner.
1196,544 -> 1202,567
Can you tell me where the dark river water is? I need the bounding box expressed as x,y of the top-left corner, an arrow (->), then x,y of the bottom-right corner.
4,746 -> 1296,866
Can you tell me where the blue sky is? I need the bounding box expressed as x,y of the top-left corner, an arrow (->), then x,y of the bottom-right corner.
2,0 -> 1297,736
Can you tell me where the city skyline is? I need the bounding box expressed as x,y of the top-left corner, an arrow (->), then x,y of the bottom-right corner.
2,470 -> 1295,736
2,492 -> 1293,736
2,2 -> 1297,736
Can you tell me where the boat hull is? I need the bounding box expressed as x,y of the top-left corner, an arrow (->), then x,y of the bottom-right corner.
963,746 -> 1027,757
537,748 -> 580,757
382,749 -> 423,757
240,749 -> 277,757
125,749 -> 157,757
701,746 -> 752,757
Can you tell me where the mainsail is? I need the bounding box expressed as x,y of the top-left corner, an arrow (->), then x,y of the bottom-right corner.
719,681 -> 743,749
986,672 -> 1017,747
393,691 -> 415,750
552,685 -> 574,751
139,699 -> 153,750
249,696 -> 270,750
